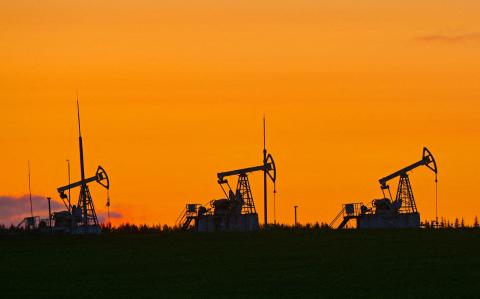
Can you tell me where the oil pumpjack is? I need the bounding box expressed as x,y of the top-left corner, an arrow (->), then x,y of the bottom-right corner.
52,101 -> 110,234
330,147 -> 438,229
177,119 -> 277,232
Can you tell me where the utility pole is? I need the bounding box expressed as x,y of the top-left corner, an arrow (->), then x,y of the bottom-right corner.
66,159 -> 71,211
273,191 -> 276,225
435,174 -> 438,228
294,205 -> 298,227
263,117 -> 268,226
28,161 -> 33,218
47,197 -> 52,232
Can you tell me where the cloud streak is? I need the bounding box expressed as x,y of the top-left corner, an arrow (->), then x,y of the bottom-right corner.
0,195 -> 64,226
97,211 -> 123,223
0,195 -> 124,226
416,32 -> 480,44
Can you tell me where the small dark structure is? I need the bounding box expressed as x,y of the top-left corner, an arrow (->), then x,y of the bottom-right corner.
331,147 -> 438,229
16,216 -> 41,231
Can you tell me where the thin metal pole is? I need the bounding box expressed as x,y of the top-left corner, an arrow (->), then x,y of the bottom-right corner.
77,99 -> 88,226
263,116 -> 268,226
66,159 -> 71,211
294,206 -> 298,227
273,189 -> 276,225
435,174 -> 438,228
28,160 -> 33,218
47,197 -> 52,232
107,190 -> 111,226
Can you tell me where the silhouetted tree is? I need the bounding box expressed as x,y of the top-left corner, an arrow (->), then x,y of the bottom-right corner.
454,218 -> 460,228
446,220 -> 452,228
474,216 -> 479,228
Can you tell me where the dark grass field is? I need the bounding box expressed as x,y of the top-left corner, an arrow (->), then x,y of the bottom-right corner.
1,229 -> 480,298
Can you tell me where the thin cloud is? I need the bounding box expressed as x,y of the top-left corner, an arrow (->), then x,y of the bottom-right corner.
416,32 -> 480,43
0,195 -> 64,226
0,195 -> 123,226
97,211 -> 123,223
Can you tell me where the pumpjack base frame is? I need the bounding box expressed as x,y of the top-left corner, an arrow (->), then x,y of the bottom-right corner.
196,213 -> 259,232
357,212 -> 420,229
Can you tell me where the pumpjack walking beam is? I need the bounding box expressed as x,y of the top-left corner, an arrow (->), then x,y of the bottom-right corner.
379,147 -> 437,190
378,147 -> 438,214
217,164 -> 273,181
216,159 -> 276,213
379,147 -> 438,197
57,166 -> 110,196
57,165 -> 110,224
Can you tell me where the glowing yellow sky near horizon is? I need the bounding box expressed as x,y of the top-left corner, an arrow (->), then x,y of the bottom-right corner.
1,0 -> 480,225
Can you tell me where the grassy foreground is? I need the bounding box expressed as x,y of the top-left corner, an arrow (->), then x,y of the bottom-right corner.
1,229 -> 479,298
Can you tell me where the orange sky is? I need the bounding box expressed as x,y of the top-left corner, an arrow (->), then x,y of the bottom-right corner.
1,0 -> 479,225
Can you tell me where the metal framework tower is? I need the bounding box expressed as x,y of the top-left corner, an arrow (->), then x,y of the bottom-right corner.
76,100 -> 99,227
217,158 -> 276,217
77,184 -> 99,226
395,174 -> 417,213
236,174 -> 256,214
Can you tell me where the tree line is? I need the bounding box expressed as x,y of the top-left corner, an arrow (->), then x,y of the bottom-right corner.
422,216 -> 480,229
1,217 -> 480,234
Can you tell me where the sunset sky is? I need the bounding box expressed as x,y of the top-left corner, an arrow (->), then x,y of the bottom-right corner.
1,0 -> 479,226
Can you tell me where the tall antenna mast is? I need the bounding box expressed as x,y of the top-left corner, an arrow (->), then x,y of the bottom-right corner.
263,115 -> 266,150
77,92 -> 82,137
77,96 -> 88,226
27,160 -> 33,218
263,115 -> 268,225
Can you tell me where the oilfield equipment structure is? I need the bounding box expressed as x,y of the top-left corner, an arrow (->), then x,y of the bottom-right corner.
51,101 -> 111,234
16,101 -> 111,234
176,119 -> 277,232
330,147 -> 438,229
54,165 -> 110,234
16,161 -> 40,230
7,103 -> 449,233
